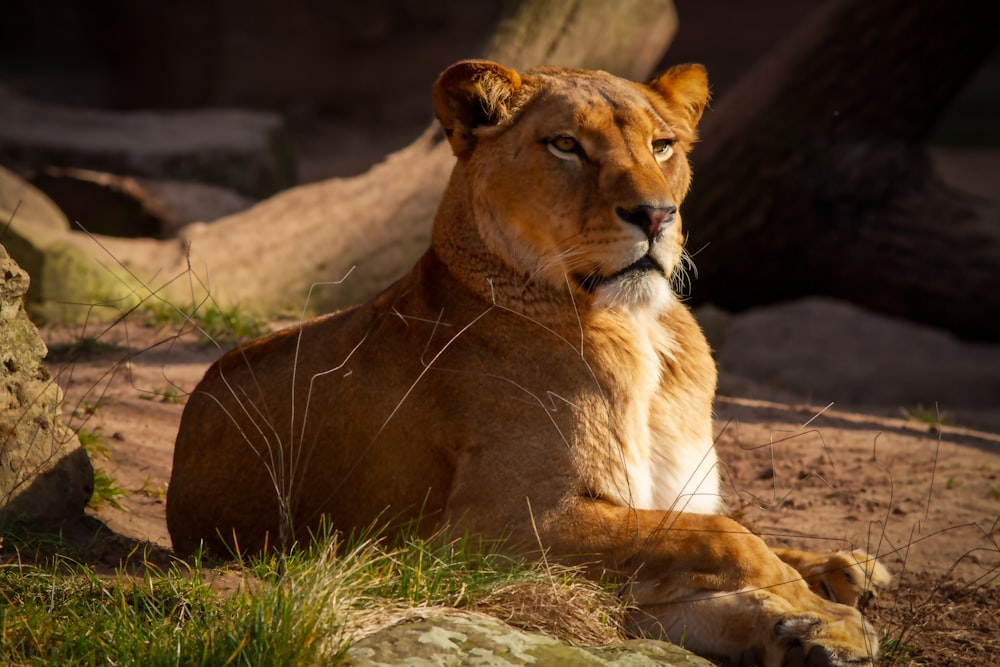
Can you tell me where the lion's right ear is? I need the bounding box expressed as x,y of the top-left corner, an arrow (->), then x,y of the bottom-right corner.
433,60 -> 523,158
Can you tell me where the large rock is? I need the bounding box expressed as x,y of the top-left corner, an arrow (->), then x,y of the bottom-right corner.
346,611 -> 712,667
0,85 -> 295,199
26,167 -> 255,239
0,161 -> 70,234
0,164 -> 117,318
1,129 -> 454,322
0,243 -> 93,523
717,297 -> 1000,431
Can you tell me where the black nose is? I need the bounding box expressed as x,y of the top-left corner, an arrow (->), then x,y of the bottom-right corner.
616,204 -> 677,239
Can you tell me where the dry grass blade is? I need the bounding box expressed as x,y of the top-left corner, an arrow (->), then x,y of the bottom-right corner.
472,573 -> 628,646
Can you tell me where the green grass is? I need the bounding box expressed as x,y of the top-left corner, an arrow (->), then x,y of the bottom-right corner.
75,427 -> 105,453
138,386 -> 186,404
879,635 -> 921,665
0,530 -> 620,666
140,475 -> 168,500
76,427 -> 126,509
901,403 -> 952,427
141,299 -> 268,346
71,399 -> 106,420
0,552 -> 336,666
89,468 -> 127,509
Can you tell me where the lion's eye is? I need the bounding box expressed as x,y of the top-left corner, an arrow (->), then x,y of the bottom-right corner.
549,135 -> 581,160
551,136 -> 577,152
652,139 -> 674,160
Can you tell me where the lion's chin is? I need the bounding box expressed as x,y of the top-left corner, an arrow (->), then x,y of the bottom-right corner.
574,254 -> 673,310
589,263 -> 674,312
576,255 -> 661,290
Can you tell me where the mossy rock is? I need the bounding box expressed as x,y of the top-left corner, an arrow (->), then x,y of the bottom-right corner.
0,243 -> 94,522
1,166 -> 141,322
346,611 -> 713,667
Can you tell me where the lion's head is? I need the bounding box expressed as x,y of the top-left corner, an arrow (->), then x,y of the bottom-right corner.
432,60 -> 709,313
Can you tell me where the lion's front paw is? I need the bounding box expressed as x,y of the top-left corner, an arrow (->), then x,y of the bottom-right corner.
743,608 -> 878,667
773,548 -> 892,609
630,585 -> 879,667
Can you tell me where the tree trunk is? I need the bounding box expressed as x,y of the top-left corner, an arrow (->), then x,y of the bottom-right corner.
21,0 -> 677,322
488,0 -> 676,78
683,0 -> 1000,340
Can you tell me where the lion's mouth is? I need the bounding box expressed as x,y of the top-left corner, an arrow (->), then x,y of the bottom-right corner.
575,255 -> 664,294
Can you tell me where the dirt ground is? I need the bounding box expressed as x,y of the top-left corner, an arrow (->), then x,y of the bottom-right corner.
37,288 -> 1000,666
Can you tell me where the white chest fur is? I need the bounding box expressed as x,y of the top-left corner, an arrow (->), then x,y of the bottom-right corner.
593,309 -> 721,515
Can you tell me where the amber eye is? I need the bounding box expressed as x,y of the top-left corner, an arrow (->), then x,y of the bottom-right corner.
652,138 -> 674,159
549,136 -> 579,154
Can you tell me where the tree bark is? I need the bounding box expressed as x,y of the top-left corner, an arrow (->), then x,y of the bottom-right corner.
683,0 -> 1000,340
488,0 -> 676,77
15,0 -> 677,322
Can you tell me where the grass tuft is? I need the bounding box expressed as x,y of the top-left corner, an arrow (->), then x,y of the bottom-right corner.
880,635 -> 921,665
141,300 -> 268,346
138,386 -> 186,404
901,403 -> 952,427
0,529 -> 623,666
76,427 -> 126,509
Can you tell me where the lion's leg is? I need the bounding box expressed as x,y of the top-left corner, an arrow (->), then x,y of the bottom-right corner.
772,548 -> 892,609
444,457 -> 881,666
627,585 -> 876,667
534,502 -> 880,667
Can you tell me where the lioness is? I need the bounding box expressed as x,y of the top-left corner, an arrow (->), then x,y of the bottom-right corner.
168,60 -> 887,665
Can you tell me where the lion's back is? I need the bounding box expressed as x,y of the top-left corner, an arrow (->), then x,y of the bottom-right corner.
166,290 -> 464,555
167,307 -> 371,554
168,324 -> 302,553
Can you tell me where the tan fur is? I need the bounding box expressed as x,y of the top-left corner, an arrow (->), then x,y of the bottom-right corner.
168,61 -> 886,666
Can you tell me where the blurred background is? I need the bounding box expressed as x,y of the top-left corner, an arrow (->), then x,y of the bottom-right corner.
2,0 -> 994,182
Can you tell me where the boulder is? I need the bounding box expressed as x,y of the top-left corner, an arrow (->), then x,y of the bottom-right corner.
26,167 -> 255,239
2,127 -> 454,322
0,164 -> 118,319
131,177 -> 255,237
346,610 -> 712,667
0,243 -> 93,523
716,297 -> 1000,431
0,85 -> 295,199
0,161 -> 70,234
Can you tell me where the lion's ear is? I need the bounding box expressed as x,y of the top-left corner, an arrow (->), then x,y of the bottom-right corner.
649,64 -> 710,128
433,60 -> 523,158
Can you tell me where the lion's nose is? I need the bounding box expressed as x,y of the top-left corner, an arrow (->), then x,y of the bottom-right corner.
615,204 -> 677,239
